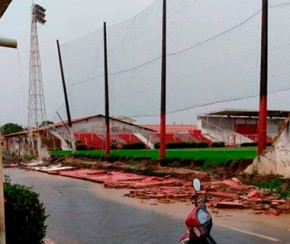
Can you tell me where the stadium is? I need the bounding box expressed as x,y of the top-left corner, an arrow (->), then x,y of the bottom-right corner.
3,0 -> 290,178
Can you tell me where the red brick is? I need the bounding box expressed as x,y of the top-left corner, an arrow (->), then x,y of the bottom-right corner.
216,201 -> 244,208
222,180 -> 254,190
264,210 -> 280,216
208,191 -> 238,199
247,190 -> 263,199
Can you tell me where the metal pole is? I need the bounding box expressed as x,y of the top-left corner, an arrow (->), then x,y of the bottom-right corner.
0,37 -> 17,244
56,40 -> 76,152
258,0 -> 268,155
56,40 -> 72,127
56,111 -> 71,135
0,37 -> 17,49
103,22 -> 111,156
0,130 -> 5,244
160,0 -> 167,158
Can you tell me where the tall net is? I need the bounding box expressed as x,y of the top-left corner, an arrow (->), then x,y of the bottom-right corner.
56,0 -> 290,124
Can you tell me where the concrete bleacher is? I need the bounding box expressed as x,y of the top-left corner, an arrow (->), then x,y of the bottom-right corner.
235,124 -> 258,141
234,124 -> 273,143
74,132 -> 104,150
188,129 -> 212,144
118,133 -> 141,144
73,130 -> 215,150
199,120 -> 253,146
175,132 -> 198,142
74,132 -> 145,149
156,133 -> 182,143
197,110 -> 286,146
147,131 -> 210,145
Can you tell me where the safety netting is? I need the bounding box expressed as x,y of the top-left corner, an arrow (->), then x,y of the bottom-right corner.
55,0 -> 290,124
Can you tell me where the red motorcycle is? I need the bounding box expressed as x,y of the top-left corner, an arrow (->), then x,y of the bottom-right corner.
179,179 -> 217,244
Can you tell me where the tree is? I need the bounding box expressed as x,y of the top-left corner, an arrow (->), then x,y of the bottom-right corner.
1,123 -> 23,135
40,121 -> 54,127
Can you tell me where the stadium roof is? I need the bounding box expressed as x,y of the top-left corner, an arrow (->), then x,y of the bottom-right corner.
0,0 -> 13,18
51,114 -> 154,131
203,109 -> 290,118
4,114 -> 155,137
142,125 -> 197,133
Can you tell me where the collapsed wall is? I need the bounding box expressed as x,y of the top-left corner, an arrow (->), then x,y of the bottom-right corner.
245,115 -> 290,179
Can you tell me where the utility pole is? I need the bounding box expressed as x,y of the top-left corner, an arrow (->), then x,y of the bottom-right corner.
56,40 -> 75,152
103,22 -> 111,156
27,3 -> 47,155
258,0 -> 268,155
160,0 -> 167,158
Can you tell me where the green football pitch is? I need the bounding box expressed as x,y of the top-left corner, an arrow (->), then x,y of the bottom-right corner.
51,147 -> 258,161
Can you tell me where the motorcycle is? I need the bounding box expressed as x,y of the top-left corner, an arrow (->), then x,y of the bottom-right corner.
179,178 -> 217,244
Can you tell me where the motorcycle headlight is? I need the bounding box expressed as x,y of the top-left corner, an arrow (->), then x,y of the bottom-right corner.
193,227 -> 201,237
197,209 -> 211,225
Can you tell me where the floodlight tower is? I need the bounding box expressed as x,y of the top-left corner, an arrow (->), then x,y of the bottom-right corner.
28,3 -> 47,133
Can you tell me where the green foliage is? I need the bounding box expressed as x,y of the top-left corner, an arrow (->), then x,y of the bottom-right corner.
202,159 -> 229,169
253,180 -> 290,199
154,141 -> 209,149
122,142 -> 145,150
23,155 -> 36,160
254,180 -> 281,189
240,142 -> 258,147
211,142 -> 225,148
280,190 -> 290,199
1,123 -> 23,135
40,121 -> 54,127
154,143 -> 159,149
105,155 -> 121,163
111,144 -> 118,150
76,144 -> 88,150
4,176 -> 48,244
240,142 -> 272,147
126,159 -> 142,166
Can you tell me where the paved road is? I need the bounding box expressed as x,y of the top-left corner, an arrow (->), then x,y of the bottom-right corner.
4,169 -> 290,244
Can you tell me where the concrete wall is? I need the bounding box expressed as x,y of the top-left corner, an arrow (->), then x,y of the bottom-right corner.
5,116 -> 153,158
56,116 -> 153,137
5,133 -> 50,160
245,117 -> 290,179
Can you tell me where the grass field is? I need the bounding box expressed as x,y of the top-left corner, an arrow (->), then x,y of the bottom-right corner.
51,147 -> 258,161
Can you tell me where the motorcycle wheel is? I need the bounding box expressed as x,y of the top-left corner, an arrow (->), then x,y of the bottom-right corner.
205,234 -> 217,244
188,235 -> 217,244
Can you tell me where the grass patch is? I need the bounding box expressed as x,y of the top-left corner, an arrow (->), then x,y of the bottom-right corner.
51,147 -> 257,161
126,159 -> 142,166
245,180 -> 290,199
202,159 -> 229,169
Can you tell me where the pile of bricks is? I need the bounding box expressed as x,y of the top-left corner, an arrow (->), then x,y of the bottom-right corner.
204,179 -> 290,215
27,167 -> 290,215
125,177 -> 290,215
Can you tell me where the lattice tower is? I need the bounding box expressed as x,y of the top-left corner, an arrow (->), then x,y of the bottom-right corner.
28,3 -> 47,131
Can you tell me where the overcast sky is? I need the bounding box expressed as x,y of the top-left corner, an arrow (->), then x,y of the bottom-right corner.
0,0 -> 156,126
1,0 -> 290,127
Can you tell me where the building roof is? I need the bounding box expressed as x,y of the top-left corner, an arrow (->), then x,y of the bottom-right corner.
51,114 -> 155,132
4,114 -> 155,137
201,109 -> 290,118
142,124 -> 197,133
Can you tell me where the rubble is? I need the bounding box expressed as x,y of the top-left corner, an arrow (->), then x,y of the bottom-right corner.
6,162 -> 290,215
216,201 -> 244,209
